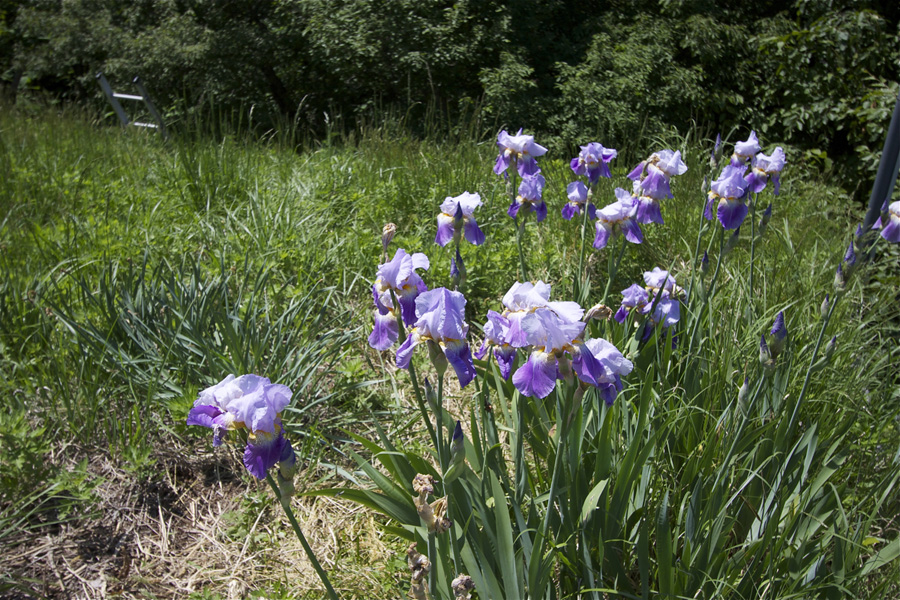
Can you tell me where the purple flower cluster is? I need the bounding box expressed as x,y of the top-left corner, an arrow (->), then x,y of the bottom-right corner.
494,129 -> 549,224
705,132 -> 786,230
368,248 -> 476,388
626,150 -> 689,225
614,268 -> 682,339
476,281 -> 633,403
187,374 -> 297,479
368,249 -> 430,351
562,142 -> 617,221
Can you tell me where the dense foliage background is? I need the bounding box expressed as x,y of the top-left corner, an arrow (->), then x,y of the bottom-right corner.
2,0 -> 899,196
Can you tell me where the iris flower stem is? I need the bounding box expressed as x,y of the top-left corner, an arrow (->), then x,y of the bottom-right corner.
748,194 -> 758,313
575,192 -> 592,301
685,194 -> 708,306
600,236 -> 627,306
265,474 -> 341,600
428,531 -> 437,599
389,290 -> 438,451
688,227 -> 725,358
541,392 -> 566,541
516,217 -> 530,282
436,374 -> 446,472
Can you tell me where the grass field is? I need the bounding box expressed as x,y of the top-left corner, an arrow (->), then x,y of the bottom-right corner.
1,103 -> 898,599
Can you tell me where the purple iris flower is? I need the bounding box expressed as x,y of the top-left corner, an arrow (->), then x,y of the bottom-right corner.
562,181 -> 596,221
731,131 -> 761,165
436,192 -> 485,247
494,129 -> 548,177
615,269 -> 682,337
509,174 -> 547,222
614,284 -> 650,323
627,150 -> 688,225
571,338 -> 634,405
593,189 -> 642,250
511,304 -> 633,402
396,287 -> 476,387
878,201 -> 900,243
745,147 -> 786,195
512,306 -> 586,398
499,281 -> 583,347
187,374 -> 293,479
570,142 -> 617,184
475,310 -> 518,380
369,249 -> 430,351
644,267 -> 682,296
706,163 -> 750,230
648,292 -> 680,329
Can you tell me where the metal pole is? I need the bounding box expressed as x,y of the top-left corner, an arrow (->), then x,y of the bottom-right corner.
862,85 -> 900,231
95,72 -> 130,127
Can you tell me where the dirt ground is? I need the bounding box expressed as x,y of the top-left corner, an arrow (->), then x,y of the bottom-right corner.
0,441 -> 404,599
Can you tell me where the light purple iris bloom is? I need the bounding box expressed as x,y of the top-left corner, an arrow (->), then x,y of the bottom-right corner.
745,147 -> 786,195
494,129 -> 548,177
627,150 -> 688,224
562,181 -> 596,221
615,269 -> 682,336
512,306 -> 586,398
511,305 -> 633,402
731,131 -> 761,165
706,163 -> 750,230
475,310 -> 518,380
878,201 -> 900,243
614,284 -> 650,323
570,142 -> 617,184
187,374 -> 293,479
594,189 -> 642,250
436,192 -> 485,247
572,338 -> 634,405
644,267 -> 682,296
648,292 -> 680,329
369,249 -> 430,350
509,174 -> 547,222
396,287 -> 476,387
434,192 -> 484,248
481,280 -> 583,383
499,281 -> 583,347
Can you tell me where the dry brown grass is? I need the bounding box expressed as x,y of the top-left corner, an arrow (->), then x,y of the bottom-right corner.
0,439 -> 408,599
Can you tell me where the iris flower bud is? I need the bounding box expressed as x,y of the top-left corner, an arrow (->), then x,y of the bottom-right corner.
381,223 -> 397,254
769,311 -> 787,358
834,263 -> 846,291
824,335 -> 837,362
450,420 -> 465,465
738,377 -> 751,413
757,203 -> 772,238
423,378 -> 438,412
820,294 -> 830,319
760,335 -> 774,370
723,227 -> 741,255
